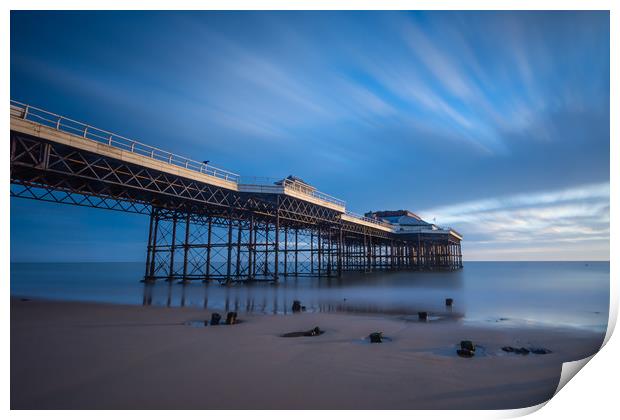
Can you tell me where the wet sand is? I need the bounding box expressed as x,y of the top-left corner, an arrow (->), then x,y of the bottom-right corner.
10,299 -> 604,409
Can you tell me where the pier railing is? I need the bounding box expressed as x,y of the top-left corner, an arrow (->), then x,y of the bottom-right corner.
10,100 -> 240,183
239,176 -> 346,207
282,179 -> 345,207
345,211 -> 394,229
10,100 -> 347,208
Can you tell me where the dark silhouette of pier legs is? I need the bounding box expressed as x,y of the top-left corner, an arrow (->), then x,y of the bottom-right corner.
91,206 -> 464,284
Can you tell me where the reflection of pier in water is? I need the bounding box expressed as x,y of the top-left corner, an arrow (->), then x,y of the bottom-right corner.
141,281 -> 465,320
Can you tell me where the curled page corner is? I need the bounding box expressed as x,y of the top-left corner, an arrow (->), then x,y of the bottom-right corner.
602,292 -> 618,347
501,401 -> 548,418
500,329 -> 609,417
554,355 -> 595,397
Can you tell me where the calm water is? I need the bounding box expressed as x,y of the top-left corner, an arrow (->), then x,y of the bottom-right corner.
10,261 -> 609,332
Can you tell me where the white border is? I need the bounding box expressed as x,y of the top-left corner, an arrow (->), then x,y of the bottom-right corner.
3,1 -> 616,419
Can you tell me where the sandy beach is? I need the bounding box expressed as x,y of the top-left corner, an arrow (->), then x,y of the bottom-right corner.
10,298 -> 604,410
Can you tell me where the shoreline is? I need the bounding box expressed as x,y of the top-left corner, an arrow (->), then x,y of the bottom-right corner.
11,298 -> 605,409
11,292 -> 608,335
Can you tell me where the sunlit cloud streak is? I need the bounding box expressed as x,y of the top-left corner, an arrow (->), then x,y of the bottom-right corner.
419,182 -> 609,260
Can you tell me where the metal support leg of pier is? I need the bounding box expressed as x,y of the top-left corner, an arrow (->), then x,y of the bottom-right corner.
317,228 -> 322,277
283,227 -> 288,277
182,212 -> 190,282
294,228 -> 299,275
204,218 -> 212,282
310,231 -> 314,274
144,208 -> 155,282
235,221 -> 242,278
337,227 -> 343,277
167,214 -> 177,281
226,210 -> 233,283
247,216 -> 254,281
274,211 -> 279,282
148,211 -> 159,280
139,207 -> 463,283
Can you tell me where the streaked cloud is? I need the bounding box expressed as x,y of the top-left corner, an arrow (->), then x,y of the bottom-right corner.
10,11 -> 609,261
419,182 -> 610,260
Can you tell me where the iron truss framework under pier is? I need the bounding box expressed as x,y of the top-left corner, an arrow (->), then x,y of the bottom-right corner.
10,101 -> 463,283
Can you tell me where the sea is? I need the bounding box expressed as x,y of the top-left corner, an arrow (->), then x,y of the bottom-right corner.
10,261 -> 609,333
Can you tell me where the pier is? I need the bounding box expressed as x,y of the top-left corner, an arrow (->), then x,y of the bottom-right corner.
9,100 -> 463,283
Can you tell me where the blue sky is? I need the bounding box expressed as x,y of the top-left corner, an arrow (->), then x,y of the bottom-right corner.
10,11 -> 609,261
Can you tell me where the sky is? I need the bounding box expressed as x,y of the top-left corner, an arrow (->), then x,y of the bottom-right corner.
10,11 -> 610,262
